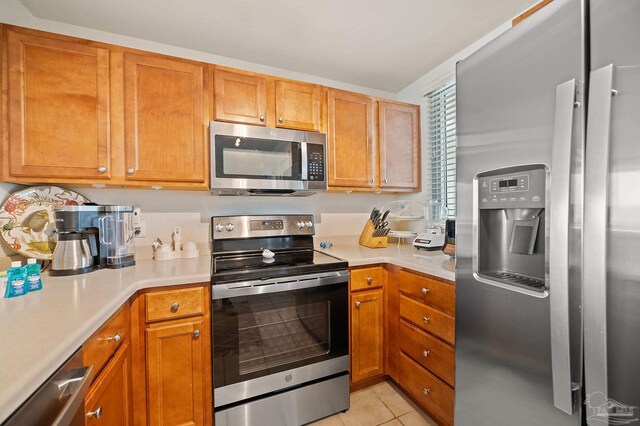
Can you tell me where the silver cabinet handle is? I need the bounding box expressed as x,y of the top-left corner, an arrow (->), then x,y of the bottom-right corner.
98,166 -> 106,174
366,277 -> 373,284
422,388 -> 431,396
421,288 -> 429,295
422,316 -> 430,323
550,78 -> 580,415
278,116 -> 284,123
355,301 -> 361,308
170,302 -> 179,312
87,406 -> 102,418
127,167 -> 134,175
584,64 -> 616,420
259,114 -> 266,122
383,178 -> 388,184
193,329 -> 200,338
369,178 -> 374,184
100,332 -> 121,343
423,350 -> 430,357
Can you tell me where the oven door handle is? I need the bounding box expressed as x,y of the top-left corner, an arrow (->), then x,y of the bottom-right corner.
212,270 -> 349,300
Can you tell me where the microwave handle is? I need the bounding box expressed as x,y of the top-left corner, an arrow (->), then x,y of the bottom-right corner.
301,142 -> 308,181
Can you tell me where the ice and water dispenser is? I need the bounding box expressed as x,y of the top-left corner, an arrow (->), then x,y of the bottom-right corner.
474,165 -> 548,293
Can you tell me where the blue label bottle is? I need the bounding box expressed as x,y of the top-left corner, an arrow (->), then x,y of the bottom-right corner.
5,261 -> 28,298
26,258 -> 42,292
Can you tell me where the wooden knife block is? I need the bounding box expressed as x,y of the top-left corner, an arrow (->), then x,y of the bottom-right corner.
359,220 -> 388,248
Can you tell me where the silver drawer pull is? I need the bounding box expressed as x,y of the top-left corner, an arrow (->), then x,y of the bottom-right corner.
98,166 -> 106,174
355,301 -> 361,308
421,288 -> 429,295
100,333 -> 121,343
423,350 -> 430,357
170,302 -> 180,312
193,329 -> 200,338
423,316 -> 430,323
423,387 -> 431,396
278,116 -> 284,123
259,114 -> 266,122
87,406 -> 102,418
366,277 -> 373,284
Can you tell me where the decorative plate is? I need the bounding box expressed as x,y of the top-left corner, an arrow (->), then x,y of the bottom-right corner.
0,186 -> 91,259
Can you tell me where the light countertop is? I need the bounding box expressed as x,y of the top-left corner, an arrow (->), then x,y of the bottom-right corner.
316,235 -> 455,282
0,256 -> 211,423
0,239 -> 455,422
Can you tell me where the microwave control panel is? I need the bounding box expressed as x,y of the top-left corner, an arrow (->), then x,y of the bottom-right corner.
307,143 -> 325,181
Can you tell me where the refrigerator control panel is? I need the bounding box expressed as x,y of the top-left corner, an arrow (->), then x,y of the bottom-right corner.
477,166 -> 546,209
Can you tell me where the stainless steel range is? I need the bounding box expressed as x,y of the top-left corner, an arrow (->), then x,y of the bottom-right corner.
210,215 -> 350,426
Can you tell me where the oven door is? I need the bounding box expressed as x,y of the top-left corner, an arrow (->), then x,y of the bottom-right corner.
211,271 -> 349,408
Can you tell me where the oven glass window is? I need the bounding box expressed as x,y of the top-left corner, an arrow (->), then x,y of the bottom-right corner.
212,283 -> 348,389
214,135 -> 302,180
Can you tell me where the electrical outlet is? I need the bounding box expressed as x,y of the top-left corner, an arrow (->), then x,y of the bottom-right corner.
136,220 -> 146,238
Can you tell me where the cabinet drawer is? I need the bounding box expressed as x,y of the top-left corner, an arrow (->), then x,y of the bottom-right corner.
398,270 -> 455,314
400,320 -> 455,386
400,295 -> 455,345
400,353 -> 454,426
146,287 -> 205,323
84,303 -> 130,378
350,267 -> 384,291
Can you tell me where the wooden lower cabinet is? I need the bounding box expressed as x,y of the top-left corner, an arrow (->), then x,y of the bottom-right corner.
146,319 -> 206,426
350,288 -> 385,383
400,353 -> 454,426
85,341 -> 133,425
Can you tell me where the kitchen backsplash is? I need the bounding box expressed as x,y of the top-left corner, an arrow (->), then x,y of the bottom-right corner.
1,182 -> 419,265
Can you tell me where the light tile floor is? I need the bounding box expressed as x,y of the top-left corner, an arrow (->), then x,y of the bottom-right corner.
309,381 -> 437,426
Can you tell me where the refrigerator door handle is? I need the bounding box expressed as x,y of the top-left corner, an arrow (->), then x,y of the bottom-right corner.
584,64 -> 615,425
549,78 -> 579,415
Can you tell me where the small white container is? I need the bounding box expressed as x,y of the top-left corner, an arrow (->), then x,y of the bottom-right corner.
181,241 -> 200,259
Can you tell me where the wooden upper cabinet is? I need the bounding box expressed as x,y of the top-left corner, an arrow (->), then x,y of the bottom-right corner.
351,289 -> 385,383
327,89 -> 376,188
275,81 -> 321,131
379,101 -> 421,190
123,52 -> 206,183
84,341 -> 133,426
214,69 -> 267,125
146,319 -> 206,426
6,29 -> 111,180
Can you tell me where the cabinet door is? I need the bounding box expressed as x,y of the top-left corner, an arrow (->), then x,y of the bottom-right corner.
327,90 -> 376,188
123,53 -> 206,183
379,101 -> 421,190
213,69 -> 267,125
351,289 -> 384,383
146,319 -> 205,426
84,341 -> 133,425
275,81 -> 321,131
7,30 -> 111,179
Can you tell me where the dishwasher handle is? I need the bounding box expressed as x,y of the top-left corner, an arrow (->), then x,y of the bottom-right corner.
52,364 -> 93,426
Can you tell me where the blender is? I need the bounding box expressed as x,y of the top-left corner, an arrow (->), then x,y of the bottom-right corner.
413,200 -> 448,250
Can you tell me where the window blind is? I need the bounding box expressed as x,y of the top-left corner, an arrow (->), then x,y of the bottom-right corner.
427,79 -> 456,216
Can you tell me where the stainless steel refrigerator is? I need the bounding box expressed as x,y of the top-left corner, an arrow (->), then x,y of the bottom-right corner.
455,0 -> 640,425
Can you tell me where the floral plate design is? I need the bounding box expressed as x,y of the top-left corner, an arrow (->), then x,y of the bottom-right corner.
0,186 -> 91,259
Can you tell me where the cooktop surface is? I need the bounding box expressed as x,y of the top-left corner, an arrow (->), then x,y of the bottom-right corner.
212,249 -> 348,284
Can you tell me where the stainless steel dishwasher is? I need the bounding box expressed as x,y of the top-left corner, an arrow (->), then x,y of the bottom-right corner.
2,348 -> 92,426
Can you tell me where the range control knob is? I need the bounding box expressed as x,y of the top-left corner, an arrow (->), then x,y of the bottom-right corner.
225,223 -> 235,232
296,221 -> 305,230
215,223 -> 225,232
304,221 -> 313,229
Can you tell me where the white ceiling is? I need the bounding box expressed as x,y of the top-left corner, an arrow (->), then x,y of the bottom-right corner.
18,0 -> 535,92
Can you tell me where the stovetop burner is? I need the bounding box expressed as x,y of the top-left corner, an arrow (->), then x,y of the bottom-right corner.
211,215 -> 348,284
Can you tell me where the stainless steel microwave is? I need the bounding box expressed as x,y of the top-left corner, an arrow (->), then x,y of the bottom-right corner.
209,122 -> 327,196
